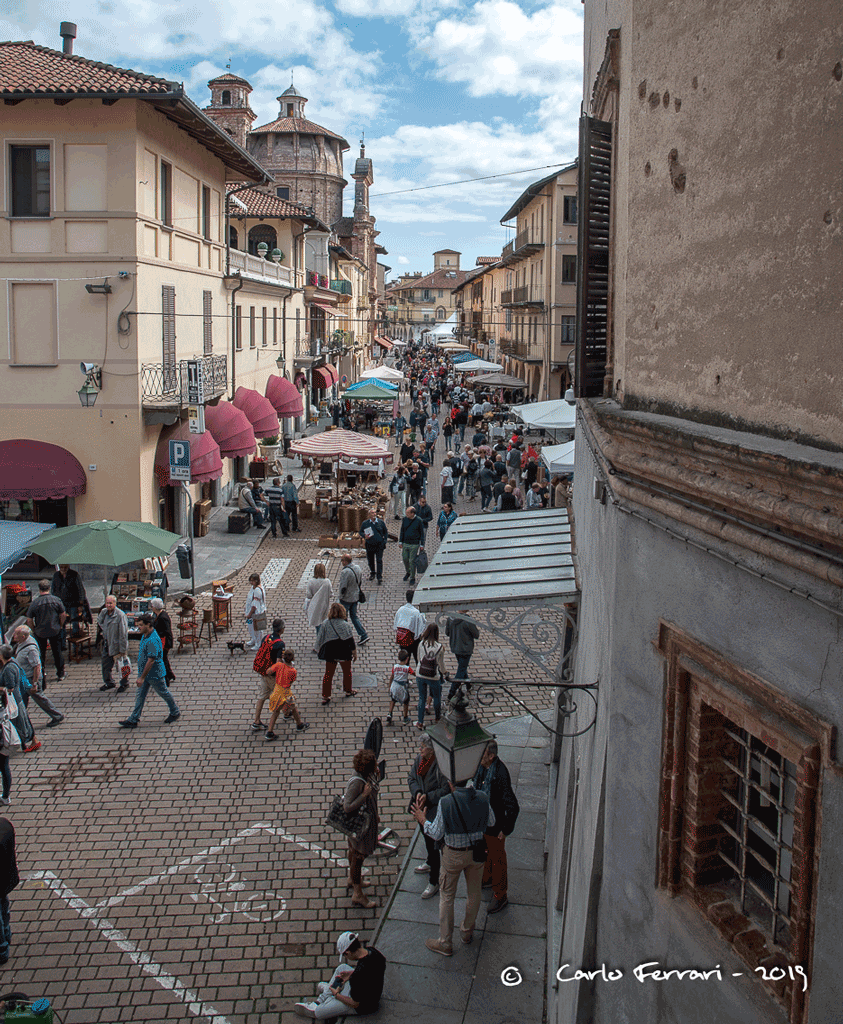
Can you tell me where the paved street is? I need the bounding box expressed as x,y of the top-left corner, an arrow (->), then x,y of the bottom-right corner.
5,417 -> 559,1022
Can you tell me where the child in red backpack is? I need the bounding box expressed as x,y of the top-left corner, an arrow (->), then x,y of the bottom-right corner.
386,649 -> 414,725
265,650 -> 309,740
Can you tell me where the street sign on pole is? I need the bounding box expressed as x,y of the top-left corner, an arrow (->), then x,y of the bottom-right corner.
186,360 -> 206,405
188,405 -> 205,434
169,439 -> 191,482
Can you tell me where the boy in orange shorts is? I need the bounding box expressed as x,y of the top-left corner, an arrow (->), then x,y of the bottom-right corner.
265,650 -> 309,740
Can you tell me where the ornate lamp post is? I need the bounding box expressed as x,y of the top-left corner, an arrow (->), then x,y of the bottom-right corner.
426,685 -> 494,784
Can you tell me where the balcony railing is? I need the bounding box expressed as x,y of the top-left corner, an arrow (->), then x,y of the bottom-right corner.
501,289 -> 512,305
501,240 -> 514,260
307,271 -> 330,289
500,230 -> 545,265
229,249 -> 295,286
330,279 -> 352,296
141,354 -> 227,407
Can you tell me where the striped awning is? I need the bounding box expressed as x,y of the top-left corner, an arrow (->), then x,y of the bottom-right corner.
412,508 -> 577,613
375,336 -> 394,350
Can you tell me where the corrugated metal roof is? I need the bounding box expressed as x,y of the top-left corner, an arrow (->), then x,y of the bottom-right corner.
412,508 -> 577,612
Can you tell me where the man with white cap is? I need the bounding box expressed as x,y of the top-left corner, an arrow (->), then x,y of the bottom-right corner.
293,930 -> 386,1019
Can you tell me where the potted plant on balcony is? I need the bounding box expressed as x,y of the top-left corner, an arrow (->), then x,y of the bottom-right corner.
258,435 -> 281,462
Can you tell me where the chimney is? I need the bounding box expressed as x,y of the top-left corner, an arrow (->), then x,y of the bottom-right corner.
60,22 -> 77,55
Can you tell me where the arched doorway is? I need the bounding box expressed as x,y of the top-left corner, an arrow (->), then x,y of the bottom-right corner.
248,225 -> 277,256
229,226 -> 239,250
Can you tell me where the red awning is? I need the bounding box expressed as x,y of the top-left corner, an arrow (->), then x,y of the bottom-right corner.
203,401 -> 256,458
312,366 -> 333,389
265,375 -> 304,418
154,423 -> 223,487
376,337 -> 394,351
311,301 -> 345,317
0,439 -> 86,501
325,363 -> 339,384
289,429 -> 393,463
233,387 -> 280,439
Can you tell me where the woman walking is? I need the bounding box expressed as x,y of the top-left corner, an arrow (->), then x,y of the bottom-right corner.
408,734 -> 450,900
244,573 -> 267,650
316,604 -> 357,705
342,748 -> 380,909
304,564 -> 333,650
415,624 -> 446,729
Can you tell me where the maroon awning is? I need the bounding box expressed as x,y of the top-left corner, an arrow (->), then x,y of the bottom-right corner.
312,366 -> 334,389
203,401 -> 256,458
324,363 -> 339,383
265,375 -> 304,418
233,387 -> 280,439
376,337 -> 394,351
0,439 -> 86,501
154,424 -> 223,486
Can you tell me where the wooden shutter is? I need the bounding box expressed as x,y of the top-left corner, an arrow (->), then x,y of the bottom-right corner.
203,290 -> 213,354
575,115 -> 612,398
162,285 -> 177,391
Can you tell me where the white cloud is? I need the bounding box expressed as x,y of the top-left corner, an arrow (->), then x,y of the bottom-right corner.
419,231 -> 447,236
398,256 -> 411,264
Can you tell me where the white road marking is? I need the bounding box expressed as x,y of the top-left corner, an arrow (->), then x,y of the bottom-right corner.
27,870 -> 233,1024
297,559 -> 322,589
261,557 -> 291,589
25,823 -> 362,1022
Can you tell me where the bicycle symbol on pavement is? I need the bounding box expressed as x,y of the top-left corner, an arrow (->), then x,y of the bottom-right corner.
188,862 -> 287,924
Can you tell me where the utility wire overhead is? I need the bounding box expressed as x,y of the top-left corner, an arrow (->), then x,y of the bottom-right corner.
370,163 -> 570,198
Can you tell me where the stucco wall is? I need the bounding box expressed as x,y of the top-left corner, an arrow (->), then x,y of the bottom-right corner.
613,0 -> 843,448
548,426 -> 843,1024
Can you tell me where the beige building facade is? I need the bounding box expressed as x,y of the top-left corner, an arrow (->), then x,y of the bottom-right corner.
0,38 -> 313,534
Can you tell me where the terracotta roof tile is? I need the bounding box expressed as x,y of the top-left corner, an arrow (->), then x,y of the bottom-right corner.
208,73 -> 251,88
226,186 -> 312,219
392,268 -> 469,291
251,115 -> 349,148
0,40 -> 178,96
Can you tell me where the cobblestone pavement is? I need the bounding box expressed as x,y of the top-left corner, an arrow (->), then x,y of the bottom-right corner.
6,396 -> 559,1022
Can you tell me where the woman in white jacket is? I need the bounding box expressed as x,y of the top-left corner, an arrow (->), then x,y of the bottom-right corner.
304,563 -> 333,650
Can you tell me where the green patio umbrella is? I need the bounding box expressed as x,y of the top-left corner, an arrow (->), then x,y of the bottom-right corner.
25,520 -> 183,602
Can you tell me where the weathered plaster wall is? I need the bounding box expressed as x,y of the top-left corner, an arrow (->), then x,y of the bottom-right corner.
617,0 -> 843,448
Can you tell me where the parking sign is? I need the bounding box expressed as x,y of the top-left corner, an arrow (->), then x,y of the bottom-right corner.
169,439 -> 191,482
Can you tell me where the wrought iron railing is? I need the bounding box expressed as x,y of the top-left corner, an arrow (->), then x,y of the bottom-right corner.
330,279 -> 352,295
141,354 -> 227,406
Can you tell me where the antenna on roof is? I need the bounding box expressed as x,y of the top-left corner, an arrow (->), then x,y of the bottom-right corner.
360,131 -> 365,157
226,58 -> 231,70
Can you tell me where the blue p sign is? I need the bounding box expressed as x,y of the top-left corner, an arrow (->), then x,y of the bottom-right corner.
169,439 -> 191,482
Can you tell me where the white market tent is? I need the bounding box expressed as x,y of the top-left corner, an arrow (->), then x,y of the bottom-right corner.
540,441 -> 575,475
454,358 -> 504,373
511,399 -> 577,432
361,365 -> 405,381
429,314 -> 459,339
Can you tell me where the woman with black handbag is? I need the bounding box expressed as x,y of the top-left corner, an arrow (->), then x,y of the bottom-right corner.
343,749 -> 380,909
316,604 -> 358,705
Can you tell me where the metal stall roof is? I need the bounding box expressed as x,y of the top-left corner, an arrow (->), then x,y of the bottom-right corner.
412,508 -> 577,613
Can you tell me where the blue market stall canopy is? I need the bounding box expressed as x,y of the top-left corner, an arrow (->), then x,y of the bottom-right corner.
0,521 -> 56,574
346,378 -> 398,392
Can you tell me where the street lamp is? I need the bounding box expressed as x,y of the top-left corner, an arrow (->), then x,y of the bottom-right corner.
77,362 -> 102,407
425,685 -> 493,784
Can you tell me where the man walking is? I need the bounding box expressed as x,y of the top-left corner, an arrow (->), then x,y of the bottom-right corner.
506,442 -> 522,485
12,626 -> 64,727
338,554 -> 369,646
411,773 -> 494,956
149,598 -> 175,683
360,507 -> 388,584
399,506 -> 425,585
51,564 -> 87,649
97,594 -> 129,693
119,614 -> 181,728
473,741 -> 519,915
263,477 -> 290,538
393,590 -> 426,664
282,475 -> 302,532
413,495 -> 434,544
445,612 -> 479,698
25,580 -> 66,682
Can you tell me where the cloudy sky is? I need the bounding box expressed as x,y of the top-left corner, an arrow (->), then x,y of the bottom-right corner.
3,0 -> 584,277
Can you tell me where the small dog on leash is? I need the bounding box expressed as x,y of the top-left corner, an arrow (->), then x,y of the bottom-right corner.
227,640 -> 247,654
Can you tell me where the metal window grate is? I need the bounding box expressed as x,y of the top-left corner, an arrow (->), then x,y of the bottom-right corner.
718,725 -> 796,949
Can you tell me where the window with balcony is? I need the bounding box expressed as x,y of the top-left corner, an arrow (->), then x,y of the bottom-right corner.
564,195 -> 577,224
562,255 -> 577,284
249,225 -> 277,256
10,145 -> 50,217
229,226 -> 239,250
160,160 -> 172,226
